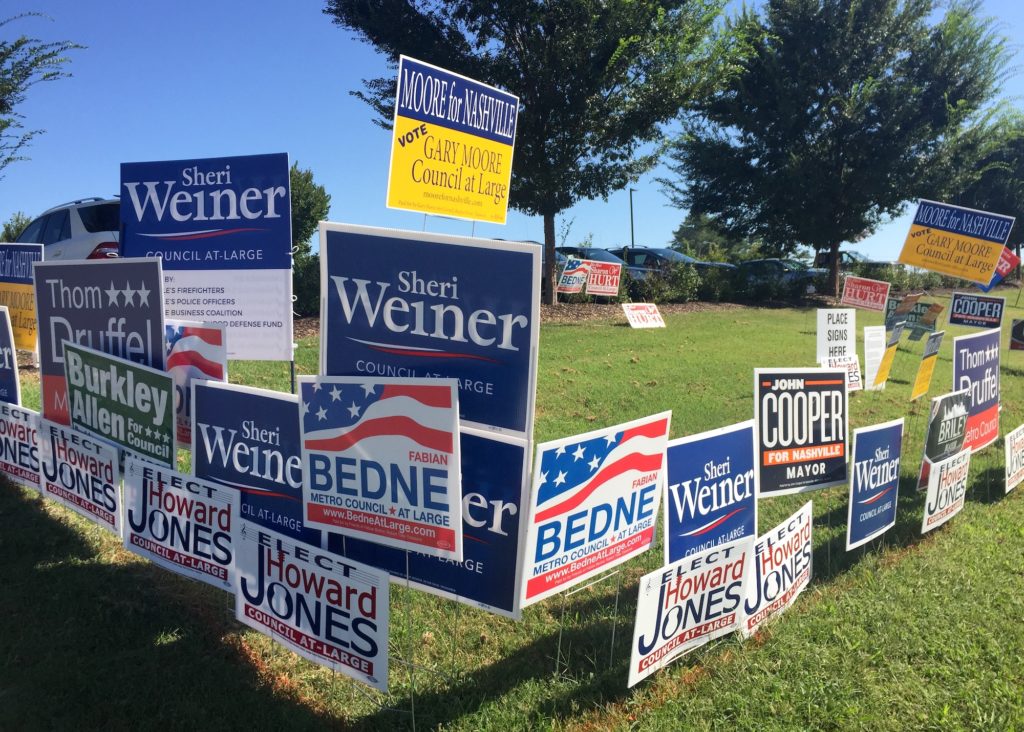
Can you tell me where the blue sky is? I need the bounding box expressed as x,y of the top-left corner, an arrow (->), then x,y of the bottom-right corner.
2,1 -> 1022,259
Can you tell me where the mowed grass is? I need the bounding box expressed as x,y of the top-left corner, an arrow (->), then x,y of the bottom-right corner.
2,292 -> 1023,730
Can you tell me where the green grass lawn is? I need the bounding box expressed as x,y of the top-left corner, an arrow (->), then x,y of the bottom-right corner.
2,292 -> 1023,730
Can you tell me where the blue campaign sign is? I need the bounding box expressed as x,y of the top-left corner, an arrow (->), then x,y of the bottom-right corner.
846,419 -> 903,550
191,380 -> 321,547
396,56 -> 518,146
120,153 -> 291,271
0,307 -> 20,405
954,328 -> 1001,453
663,420 -> 757,564
330,428 -> 530,619
319,223 -> 539,436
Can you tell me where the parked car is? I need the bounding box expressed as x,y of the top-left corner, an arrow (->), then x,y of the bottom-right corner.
16,197 -> 120,260
555,246 -> 647,280
735,258 -> 826,295
610,246 -> 736,276
813,249 -> 899,276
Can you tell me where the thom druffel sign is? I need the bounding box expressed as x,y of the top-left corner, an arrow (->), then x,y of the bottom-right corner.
33,258 -> 165,424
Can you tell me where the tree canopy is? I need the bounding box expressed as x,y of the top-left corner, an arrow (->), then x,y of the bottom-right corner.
1,210 -> 30,242
662,0 -> 1010,294
324,0 -> 736,302
0,14 -> 79,179
290,162 -> 331,257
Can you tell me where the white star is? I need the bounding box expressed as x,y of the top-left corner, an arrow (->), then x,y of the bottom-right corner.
317,406 -> 327,421
555,445 -> 567,457
362,383 -> 375,397
572,444 -> 585,461
136,281 -> 151,306
554,471 -> 567,486
312,382 -> 322,392
348,402 -> 360,418
300,400 -> 309,416
539,470 -> 548,485
145,426 -> 152,438
105,282 -> 119,306
604,433 -> 617,446
122,282 -> 136,306
588,456 -> 600,471
330,386 -> 342,402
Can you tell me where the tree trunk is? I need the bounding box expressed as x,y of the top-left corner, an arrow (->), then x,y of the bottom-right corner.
828,241 -> 841,297
543,212 -> 556,305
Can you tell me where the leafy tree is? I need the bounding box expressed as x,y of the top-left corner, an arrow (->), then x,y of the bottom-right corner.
1,14 -> 79,178
954,113 -> 1024,263
324,0 -> 736,303
290,163 -> 331,316
671,210 -> 747,261
1,210 -> 30,241
662,0 -> 1010,295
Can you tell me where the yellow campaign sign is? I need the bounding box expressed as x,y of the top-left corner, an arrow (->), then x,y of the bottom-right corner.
0,244 -> 43,351
898,200 -> 1014,285
911,356 -> 937,401
910,331 -> 945,401
873,322 -> 905,388
874,344 -> 898,388
387,56 -> 518,225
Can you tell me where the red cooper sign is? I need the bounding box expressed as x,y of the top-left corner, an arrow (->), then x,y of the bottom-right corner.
841,276 -> 890,312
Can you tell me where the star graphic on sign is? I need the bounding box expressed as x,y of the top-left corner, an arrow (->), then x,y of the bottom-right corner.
389,507 -> 397,515
300,400 -> 309,416
316,406 -> 327,421
145,426 -> 152,438
604,433 -> 617,446
312,382 -> 322,392
105,282 -> 119,306
330,386 -> 342,402
539,471 -> 548,485
361,383 -> 375,397
122,282 -> 136,306
136,281 -> 151,306
572,444 -> 585,461
554,471 -> 567,486
348,402 -> 360,418
555,445 -> 567,457
588,456 -> 600,471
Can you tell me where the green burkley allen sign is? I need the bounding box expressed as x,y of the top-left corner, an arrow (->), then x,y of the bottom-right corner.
63,341 -> 174,466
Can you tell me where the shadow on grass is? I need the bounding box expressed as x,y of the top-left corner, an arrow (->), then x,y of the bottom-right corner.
0,484 -> 333,731
965,465 -> 1008,505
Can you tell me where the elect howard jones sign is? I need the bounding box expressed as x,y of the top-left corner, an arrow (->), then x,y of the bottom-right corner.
320,224 -> 539,436
120,153 -> 293,361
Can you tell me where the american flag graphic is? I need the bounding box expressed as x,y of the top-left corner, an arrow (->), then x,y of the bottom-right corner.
301,380 -> 455,454
300,377 -> 463,559
557,257 -> 590,294
534,416 -> 670,523
522,412 -> 671,605
165,320 -> 227,445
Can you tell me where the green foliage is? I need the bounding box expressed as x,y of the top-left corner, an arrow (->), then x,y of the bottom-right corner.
0,14 -> 80,178
662,0 -> 1011,294
1,210 -> 30,241
323,0 -> 738,302
289,163 -> 330,316
625,262 -> 700,303
952,112 -> 1024,247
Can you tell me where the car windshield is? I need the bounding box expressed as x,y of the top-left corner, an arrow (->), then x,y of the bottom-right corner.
78,203 -> 120,233
783,259 -> 810,270
648,248 -> 697,263
581,249 -> 625,264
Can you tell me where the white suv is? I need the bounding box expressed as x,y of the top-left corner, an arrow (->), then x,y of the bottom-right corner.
16,197 -> 120,260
